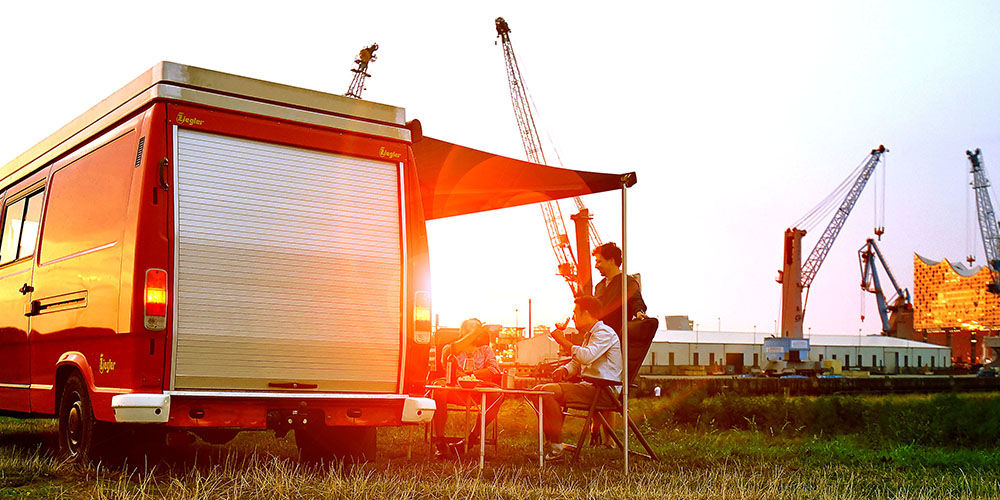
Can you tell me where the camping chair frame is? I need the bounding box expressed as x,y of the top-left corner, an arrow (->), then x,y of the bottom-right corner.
564,316 -> 659,462
566,376 -> 657,461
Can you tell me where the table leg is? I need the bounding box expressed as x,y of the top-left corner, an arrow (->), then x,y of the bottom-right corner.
480,392 -> 486,469
538,395 -> 544,467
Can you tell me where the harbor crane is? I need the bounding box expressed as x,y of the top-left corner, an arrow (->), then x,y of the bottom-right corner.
779,145 -> 887,340
858,238 -> 913,337
346,43 -> 378,99
769,146 -> 887,371
966,148 -> 1000,295
495,17 -> 602,294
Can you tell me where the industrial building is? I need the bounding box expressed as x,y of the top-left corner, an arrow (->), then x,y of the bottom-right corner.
643,331 -> 952,374
905,254 -> 1000,364
913,254 -> 1000,330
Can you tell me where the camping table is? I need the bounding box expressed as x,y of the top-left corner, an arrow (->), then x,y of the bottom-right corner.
426,385 -> 553,468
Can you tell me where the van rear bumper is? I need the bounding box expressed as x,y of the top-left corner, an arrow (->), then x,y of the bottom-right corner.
111,393 -> 171,423
118,391 -> 435,428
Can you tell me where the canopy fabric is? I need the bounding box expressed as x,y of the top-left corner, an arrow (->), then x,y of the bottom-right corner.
411,136 -> 636,220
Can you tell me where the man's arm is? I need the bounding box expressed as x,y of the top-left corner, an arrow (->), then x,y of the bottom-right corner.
627,275 -> 648,318
555,359 -> 581,380
473,346 -> 502,381
571,326 -> 616,366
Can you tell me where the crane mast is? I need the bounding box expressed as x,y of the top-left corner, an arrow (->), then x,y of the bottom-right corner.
495,17 -> 601,293
779,145 -> 887,338
346,43 -> 378,99
967,148 -> 1000,294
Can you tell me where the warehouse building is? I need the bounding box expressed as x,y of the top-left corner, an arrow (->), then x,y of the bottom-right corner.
644,331 -> 952,374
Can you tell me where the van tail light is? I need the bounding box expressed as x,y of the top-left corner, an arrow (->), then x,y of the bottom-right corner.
413,291 -> 431,344
144,268 -> 168,331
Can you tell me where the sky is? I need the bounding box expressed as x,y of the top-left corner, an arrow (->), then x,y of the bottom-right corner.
1,1 -> 999,336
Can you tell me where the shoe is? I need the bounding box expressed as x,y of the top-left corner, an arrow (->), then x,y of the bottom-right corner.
446,438 -> 479,455
543,444 -> 565,463
434,440 -> 458,460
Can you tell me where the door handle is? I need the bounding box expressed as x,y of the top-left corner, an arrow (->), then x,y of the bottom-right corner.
19,284 -> 33,295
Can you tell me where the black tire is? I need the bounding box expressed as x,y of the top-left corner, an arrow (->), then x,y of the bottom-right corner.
58,374 -> 104,464
295,426 -> 376,463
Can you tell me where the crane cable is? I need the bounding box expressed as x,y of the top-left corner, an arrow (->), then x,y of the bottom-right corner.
872,155 -> 886,238
793,157 -> 869,231
967,167 -> 974,264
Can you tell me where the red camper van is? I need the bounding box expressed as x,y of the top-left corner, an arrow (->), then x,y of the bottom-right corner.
0,62 -> 635,463
0,62 -> 436,462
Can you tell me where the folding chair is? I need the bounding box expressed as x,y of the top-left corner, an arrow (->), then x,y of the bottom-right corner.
565,316 -> 659,461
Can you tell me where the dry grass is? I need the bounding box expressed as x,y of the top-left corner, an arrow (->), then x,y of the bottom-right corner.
1,395 -> 999,499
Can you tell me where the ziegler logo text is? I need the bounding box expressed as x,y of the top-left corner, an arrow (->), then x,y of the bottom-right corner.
379,147 -> 402,160
99,354 -> 117,374
176,112 -> 204,126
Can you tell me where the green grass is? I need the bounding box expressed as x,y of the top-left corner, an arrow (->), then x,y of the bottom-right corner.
3,393 -> 1000,498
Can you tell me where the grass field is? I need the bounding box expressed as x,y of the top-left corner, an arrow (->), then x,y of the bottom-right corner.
2,392 -> 1000,499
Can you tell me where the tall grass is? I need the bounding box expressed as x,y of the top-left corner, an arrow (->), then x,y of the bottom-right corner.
2,393 -> 1000,498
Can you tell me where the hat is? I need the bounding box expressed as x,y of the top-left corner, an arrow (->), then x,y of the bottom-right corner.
453,322 -> 491,349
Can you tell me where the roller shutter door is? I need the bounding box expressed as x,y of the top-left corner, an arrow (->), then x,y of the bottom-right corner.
172,128 -> 402,392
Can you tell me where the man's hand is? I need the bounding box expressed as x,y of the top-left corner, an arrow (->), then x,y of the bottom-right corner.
550,328 -> 571,348
549,324 -> 574,350
473,368 -> 494,381
551,366 -> 569,382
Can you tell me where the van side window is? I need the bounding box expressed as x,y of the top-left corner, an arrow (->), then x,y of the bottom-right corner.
40,131 -> 134,264
0,190 -> 45,265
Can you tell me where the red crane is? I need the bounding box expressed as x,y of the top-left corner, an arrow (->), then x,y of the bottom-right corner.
345,43 -> 378,99
495,17 -> 602,294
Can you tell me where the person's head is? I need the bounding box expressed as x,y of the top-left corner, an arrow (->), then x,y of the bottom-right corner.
459,318 -> 483,337
572,295 -> 602,332
592,242 -> 622,278
454,318 -> 487,352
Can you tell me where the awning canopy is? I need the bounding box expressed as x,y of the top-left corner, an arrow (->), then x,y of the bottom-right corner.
411,136 -> 636,220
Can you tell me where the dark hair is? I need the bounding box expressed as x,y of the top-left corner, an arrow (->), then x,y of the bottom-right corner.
592,242 -> 623,267
574,295 -> 602,317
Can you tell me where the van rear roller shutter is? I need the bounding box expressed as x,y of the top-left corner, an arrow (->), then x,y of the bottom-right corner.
173,128 -> 402,392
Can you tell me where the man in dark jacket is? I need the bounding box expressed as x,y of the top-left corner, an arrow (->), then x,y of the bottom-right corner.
592,242 -> 647,336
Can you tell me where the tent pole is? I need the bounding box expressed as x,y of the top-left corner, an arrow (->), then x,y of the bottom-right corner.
621,180 -> 629,475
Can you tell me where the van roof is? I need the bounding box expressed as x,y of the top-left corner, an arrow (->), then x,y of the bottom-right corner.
1,61 -> 409,186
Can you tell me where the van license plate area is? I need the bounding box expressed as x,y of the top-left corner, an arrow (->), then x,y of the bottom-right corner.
266,408 -> 324,438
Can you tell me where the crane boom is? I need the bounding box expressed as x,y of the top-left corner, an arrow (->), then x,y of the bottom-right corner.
967,148 -> 1000,294
800,145 -> 887,288
495,17 -> 601,292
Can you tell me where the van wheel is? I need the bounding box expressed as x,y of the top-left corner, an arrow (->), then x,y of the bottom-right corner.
295,426 -> 376,463
58,374 -> 104,463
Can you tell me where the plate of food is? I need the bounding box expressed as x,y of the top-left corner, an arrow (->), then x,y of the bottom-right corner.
457,375 -> 479,388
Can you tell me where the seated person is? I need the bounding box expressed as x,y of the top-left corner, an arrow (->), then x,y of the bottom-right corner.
431,318 -> 503,458
533,295 -> 622,462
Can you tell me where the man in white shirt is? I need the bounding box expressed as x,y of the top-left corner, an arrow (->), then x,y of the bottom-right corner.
534,295 -> 622,461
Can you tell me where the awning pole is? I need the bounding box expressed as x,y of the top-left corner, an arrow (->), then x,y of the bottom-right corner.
621,179 -> 629,475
